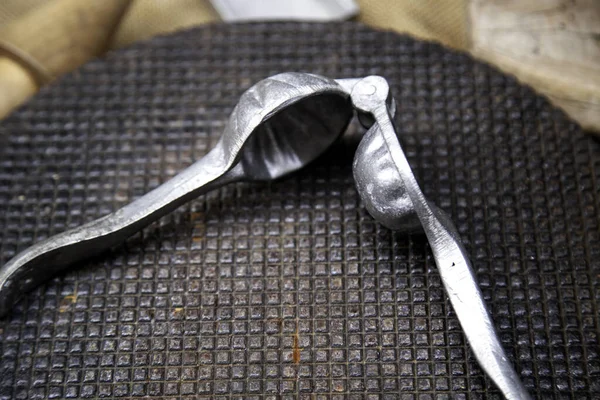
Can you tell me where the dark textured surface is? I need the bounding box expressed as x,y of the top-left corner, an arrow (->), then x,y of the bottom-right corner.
0,22 -> 599,399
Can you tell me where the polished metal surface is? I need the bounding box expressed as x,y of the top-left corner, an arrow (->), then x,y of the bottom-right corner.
0,72 -> 531,399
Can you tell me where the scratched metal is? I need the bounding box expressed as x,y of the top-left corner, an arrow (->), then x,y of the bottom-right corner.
0,22 -> 598,399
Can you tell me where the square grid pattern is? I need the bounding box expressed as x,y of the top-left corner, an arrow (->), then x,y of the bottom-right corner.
0,22 -> 598,399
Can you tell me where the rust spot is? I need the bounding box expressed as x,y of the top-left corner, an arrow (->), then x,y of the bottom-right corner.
292,327 -> 301,364
268,318 -> 284,333
171,307 -> 184,317
332,380 -> 345,392
59,292 -> 77,312
190,212 -> 204,221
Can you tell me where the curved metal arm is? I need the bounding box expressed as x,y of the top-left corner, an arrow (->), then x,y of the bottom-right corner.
0,72 -> 356,318
346,75 -> 531,399
372,106 -> 532,400
0,146 -> 238,316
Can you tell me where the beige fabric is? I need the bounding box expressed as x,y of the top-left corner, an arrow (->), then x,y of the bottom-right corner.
470,0 -> 600,132
0,0 -> 46,24
0,0 -> 131,117
0,0 -> 131,80
357,0 -> 469,49
0,57 -> 37,119
112,0 -> 219,48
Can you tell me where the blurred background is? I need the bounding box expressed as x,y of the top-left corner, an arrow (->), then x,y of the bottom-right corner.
0,0 -> 598,132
